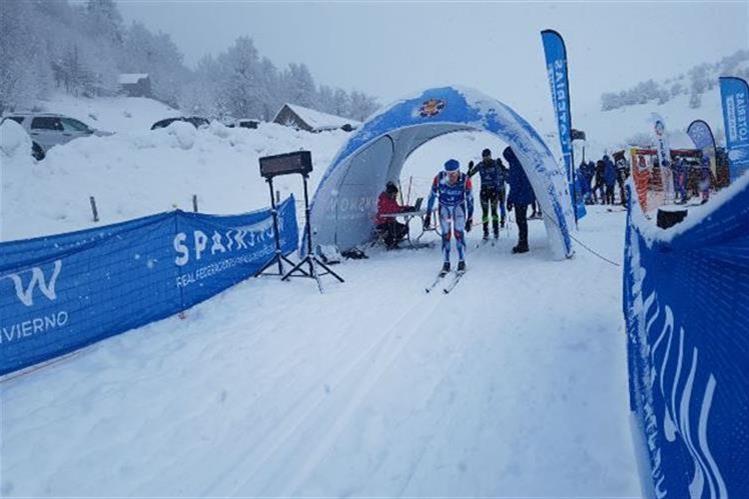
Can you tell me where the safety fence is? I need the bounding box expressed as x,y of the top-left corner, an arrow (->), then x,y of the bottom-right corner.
0,197 -> 298,376
623,179 -> 748,498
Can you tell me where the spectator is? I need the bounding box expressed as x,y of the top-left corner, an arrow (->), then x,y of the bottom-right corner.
504,146 -> 535,254
699,155 -> 713,204
673,158 -> 688,204
603,155 -> 617,205
594,160 -> 606,204
615,156 -> 629,205
375,181 -> 409,249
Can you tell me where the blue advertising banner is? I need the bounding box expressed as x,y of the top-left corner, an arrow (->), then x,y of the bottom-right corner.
0,197 -> 298,376
624,179 -> 749,498
687,119 -> 717,152
541,29 -> 586,221
719,76 -> 749,181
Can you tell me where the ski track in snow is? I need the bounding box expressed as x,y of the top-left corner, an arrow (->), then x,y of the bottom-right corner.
1,206 -> 639,497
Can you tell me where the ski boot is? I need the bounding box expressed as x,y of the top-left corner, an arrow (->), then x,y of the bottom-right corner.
482,231 -> 489,241
440,261 -> 451,277
511,243 -> 529,254
457,260 -> 466,273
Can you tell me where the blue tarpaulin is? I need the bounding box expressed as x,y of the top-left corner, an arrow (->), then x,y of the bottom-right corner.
624,179 -> 749,498
0,197 -> 298,376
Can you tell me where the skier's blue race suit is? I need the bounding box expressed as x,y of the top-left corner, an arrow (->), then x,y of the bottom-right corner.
426,171 -> 474,263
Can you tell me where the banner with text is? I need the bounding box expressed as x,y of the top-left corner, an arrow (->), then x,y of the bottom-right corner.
624,180 -> 749,498
719,76 -> 749,182
0,197 -> 298,375
541,29 -> 586,221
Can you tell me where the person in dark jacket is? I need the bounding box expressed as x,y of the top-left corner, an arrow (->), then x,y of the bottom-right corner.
602,155 -> 617,205
699,155 -> 712,204
467,148 -> 507,239
503,146 -> 535,254
582,161 -> 595,204
673,158 -> 688,204
375,181 -> 410,248
615,156 -> 629,205
593,160 -> 606,204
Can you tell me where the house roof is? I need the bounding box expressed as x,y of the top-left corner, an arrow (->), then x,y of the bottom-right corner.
275,103 -> 360,131
118,73 -> 149,85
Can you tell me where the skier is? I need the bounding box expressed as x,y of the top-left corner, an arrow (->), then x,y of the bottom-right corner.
467,148 -> 507,240
424,159 -> 474,275
504,146 -> 535,254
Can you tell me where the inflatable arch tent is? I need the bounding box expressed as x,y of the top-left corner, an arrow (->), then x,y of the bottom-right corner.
308,86 -> 574,259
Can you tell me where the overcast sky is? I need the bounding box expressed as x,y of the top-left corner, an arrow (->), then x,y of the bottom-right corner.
117,1 -> 748,113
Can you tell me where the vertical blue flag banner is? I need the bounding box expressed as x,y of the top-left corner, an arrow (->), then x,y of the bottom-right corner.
0,197 -> 298,376
541,29 -> 585,221
719,76 -> 749,182
624,179 -> 749,498
687,119 -> 717,152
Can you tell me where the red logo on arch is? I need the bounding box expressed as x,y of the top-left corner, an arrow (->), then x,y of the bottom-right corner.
418,99 -> 446,118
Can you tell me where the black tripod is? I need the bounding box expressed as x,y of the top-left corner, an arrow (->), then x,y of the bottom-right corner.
281,173 -> 344,293
260,175 -> 305,277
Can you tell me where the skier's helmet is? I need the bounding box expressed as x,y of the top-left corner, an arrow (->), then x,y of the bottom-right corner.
444,159 -> 460,172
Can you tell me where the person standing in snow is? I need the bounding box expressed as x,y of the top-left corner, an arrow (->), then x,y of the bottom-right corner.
375,181 -> 410,249
467,148 -> 507,240
699,155 -> 713,204
615,156 -> 629,205
504,146 -> 535,254
424,159 -> 474,274
593,159 -> 606,204
582,161 -> 596,204
672,158 -> 688,204
603,154 -> 616,204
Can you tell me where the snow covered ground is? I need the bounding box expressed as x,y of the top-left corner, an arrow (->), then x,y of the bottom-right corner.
2,94 -> 649,496
1,205 -> 638,497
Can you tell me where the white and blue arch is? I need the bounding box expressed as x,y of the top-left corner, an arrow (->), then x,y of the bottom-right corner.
308,85 -> 574,259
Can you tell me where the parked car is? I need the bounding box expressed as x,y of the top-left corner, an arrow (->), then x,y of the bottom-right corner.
1,113 -> 111,160
226,118 -> 260,130
150,116 -> 210,130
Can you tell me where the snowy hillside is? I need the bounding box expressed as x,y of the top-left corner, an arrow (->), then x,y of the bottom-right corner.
575,85 -> 726,160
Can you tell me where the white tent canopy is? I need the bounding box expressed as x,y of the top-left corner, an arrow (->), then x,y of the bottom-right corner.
307,86 -> 574,259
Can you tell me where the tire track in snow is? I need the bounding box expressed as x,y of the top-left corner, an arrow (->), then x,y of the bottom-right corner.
202,288 -> 441,495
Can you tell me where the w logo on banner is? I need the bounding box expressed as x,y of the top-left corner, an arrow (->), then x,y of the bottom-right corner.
1,260 -> 62,307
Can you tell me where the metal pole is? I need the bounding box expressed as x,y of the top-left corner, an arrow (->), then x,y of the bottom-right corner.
89,196 -> 99,222
302,174 -> 316,278
267,177 -> 283,275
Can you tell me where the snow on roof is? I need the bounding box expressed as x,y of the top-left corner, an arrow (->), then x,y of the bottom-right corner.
118,73 -> 149,85
277,103 -> 360,131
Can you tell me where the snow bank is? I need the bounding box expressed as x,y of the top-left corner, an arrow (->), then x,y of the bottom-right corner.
0,119 -> 31,159
0,120 -> 349,241
166,120 -> 197,149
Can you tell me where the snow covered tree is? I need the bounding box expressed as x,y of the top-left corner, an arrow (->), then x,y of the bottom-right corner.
348,91 -> 379,121
0,0 -> 51,112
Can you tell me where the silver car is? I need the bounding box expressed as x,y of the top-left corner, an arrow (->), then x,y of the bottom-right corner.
1,113 -> 111,160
